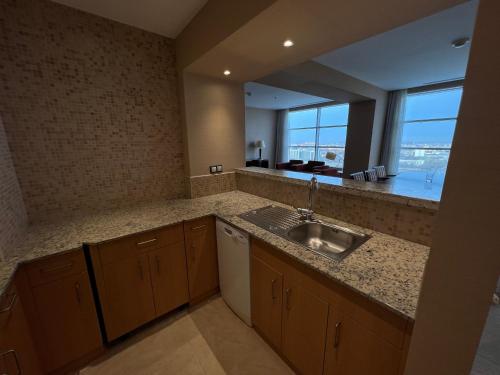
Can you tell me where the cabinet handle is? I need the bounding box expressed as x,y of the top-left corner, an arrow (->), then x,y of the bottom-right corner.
155,255 -> 161,274
0,349 -> 20,374
40,262 -> 73,274
138,261 -> 144,280
334,321 -> 342,349
191,225 -> 207,231
137,238 -> 157,246
74,282 -> 81,304
285,288 -> 291,310
0,293 -> 17,314
271,279 -> 277,301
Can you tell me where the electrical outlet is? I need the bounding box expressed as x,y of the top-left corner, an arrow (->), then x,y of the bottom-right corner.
209,165 -> 217,174
216,165 -> 223,173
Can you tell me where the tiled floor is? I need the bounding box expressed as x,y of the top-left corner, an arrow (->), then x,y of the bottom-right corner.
471,303 -> 500,375
79,297 -> 293,375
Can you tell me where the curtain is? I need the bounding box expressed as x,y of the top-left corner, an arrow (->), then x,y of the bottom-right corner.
380,90 -> 407,175
275,109 -> 289,164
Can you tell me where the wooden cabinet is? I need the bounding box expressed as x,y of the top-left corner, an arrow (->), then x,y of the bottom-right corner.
91,223 -> 190,341
184,216 -> 219,302
282,278 -> 329,375
148,242 -> 189,316
324,309 -> 402,375
0,281 -> 41,375
18,250 -> 101,373
251,238 -> 411,375
251,255 -> 283,350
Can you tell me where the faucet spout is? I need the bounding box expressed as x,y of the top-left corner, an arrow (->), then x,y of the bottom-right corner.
297,174 -> 319,221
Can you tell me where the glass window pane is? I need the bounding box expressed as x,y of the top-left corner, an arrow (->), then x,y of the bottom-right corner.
318,127 -> 347,147
289,128 -> 316,147
288,147 -> 315,162
401,120 -> 456,148
319,104 -> 349,126
289,108 -> 317,129
398,149 -> 450,177
404,88 -> 463,121
317,148 -> 344,168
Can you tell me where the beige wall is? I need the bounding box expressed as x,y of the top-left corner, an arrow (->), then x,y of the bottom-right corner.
0,115 -> 27,260
0,0 -> 185,221
245,108 -> 277,166
405,1 -> 500,374
182,72 -> 245,176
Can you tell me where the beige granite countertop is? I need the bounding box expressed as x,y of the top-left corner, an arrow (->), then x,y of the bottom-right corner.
0,191 -> 429,320
237,167 -> 440,210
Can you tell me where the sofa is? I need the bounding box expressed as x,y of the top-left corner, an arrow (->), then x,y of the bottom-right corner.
275,159 -> 303,170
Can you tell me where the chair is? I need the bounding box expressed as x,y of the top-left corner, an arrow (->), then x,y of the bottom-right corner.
289,160 -> 325,172
373,165 -> 387,178
365,169 -> 378,182
350,172 -> 366,181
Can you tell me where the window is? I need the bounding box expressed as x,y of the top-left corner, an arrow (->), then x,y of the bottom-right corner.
288,104 -> 349,168
398,87 -> 462,180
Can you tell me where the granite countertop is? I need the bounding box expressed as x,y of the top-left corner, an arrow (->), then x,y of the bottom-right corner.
236,167 -> 440,210
0,191 -> 429,320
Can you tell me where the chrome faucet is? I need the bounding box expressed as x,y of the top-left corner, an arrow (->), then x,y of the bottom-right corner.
297,174 -> 319,221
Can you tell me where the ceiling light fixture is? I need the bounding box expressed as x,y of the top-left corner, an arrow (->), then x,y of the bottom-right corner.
451,37 -> 470,48
283,39 -> 294,48
223,70 -> 231,76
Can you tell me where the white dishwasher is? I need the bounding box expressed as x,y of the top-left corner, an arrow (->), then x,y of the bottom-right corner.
216,219 -> 252,326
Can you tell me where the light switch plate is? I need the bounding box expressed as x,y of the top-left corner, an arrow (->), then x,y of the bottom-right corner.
216,165 -> 223,172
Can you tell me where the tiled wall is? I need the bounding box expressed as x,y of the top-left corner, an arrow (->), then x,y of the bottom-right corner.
188,172 -> 236,198
236,172 -> 436,246
0,116 -> 27,260
0,0 -> 185,221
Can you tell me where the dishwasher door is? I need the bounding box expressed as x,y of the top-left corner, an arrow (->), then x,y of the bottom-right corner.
216,219 -> 252,326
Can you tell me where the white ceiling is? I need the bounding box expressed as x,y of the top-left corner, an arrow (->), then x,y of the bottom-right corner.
244,82 -> 331,110
314,1 -> 478,91
51,0 -> 207,38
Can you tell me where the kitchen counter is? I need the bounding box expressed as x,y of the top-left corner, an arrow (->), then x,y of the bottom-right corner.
237,167 -> 440,210
0,191 -> 429,320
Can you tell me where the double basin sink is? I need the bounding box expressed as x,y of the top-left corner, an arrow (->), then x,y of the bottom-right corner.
239,205 -> 369,261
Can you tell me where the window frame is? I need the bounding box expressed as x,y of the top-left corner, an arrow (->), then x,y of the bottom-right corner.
287,103 -> 349,168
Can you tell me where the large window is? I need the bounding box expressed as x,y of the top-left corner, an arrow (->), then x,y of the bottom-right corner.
398,87 -> 462,180
288,104 -> 349,168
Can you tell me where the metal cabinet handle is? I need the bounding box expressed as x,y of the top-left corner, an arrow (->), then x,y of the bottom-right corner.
285,288 -> 291,310
137,238 -> 157,246
334,321 -> 342,349
40,262 -> 73,274
0,349 -> 20,375
74,282 -> 81,305
271,279 -> 277,301
0,293 -> 17,314
191,225 -> 207,231
138,261 -> 144,280
155,255 -> 161,274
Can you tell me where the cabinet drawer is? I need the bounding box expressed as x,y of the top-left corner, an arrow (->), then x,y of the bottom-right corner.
25,250 -> 87,287
99,224 -> 184,265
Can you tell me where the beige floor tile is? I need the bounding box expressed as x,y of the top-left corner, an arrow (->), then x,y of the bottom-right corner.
79,296 -> 294,375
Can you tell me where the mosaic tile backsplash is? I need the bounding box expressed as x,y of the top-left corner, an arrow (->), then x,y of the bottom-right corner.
235,172 -> 437,246
0,0 -> 185,221
0,116 -> 27,260
188,172 -> 237,198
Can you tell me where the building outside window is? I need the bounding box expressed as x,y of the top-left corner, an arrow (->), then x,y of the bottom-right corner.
398,87 -> 463,182
288,104 -> 349,169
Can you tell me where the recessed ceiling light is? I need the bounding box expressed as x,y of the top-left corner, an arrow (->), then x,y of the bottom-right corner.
451,37 -> 470,48
223,70 -> 231,76
283,39 -> 294,48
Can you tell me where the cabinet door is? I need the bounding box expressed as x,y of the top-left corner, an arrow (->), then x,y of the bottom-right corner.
184,217 -> 218,301
31,272 -> 101,372
149,242 -> 189,316
0,288 -> 41,375
101,255 -> 156,340
324,309 -> 401,375
282,278 -> 329,375
251,256 -> 283,350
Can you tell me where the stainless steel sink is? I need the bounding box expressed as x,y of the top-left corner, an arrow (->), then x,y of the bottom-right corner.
287,221 -> 369,261
239,205 -> 370,261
